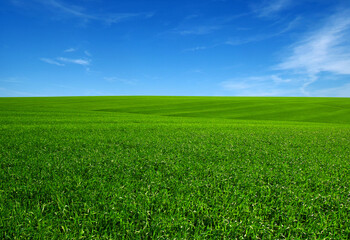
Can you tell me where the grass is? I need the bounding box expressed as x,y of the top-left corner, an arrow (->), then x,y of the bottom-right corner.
0,96 -> 350,239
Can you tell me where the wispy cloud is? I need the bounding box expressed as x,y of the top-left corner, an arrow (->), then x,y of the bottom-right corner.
104,12 -> 154,25
0,87 -> 39,97
37,0 -> 96,20
57,57 -> 90,66
183,46 -> 210,52
221,75 -> 291,88
186,17 -> 298,51
84,50 -> 91,57
220,75 -> 296,96
183,15 -> 300,52
168,12 -> 249,37
221,81 -> 258,91
0,77 -> 23,83
64,47 -> 76,52
226,16 -> 300,46
225,35 -> 268,46
269,75 -> 292,83
13,0 -> 154,25
41,55 -> 91,67
311,83 -> 350,97
40,58 -> 65,66
175,25 -> 221,35
276,10 -> 350,94
255,0 -> 292,17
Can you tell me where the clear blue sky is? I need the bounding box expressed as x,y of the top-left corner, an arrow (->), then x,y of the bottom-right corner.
1,0 -> 350,97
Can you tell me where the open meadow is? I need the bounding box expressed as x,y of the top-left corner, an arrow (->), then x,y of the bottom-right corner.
1,96 -> 350,239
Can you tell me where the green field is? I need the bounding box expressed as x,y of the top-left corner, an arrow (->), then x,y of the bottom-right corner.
1,96 -> 350,239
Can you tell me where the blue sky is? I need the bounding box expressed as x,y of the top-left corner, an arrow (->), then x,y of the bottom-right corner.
1,0 -> 350,97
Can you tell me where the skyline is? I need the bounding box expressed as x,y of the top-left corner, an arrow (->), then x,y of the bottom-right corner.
1,0 -> 350,97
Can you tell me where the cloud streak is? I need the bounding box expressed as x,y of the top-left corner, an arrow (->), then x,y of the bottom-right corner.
64,48 -> 76,52
41,54 -> 91,67
40,58 -> 65,66
0,77 -> 24,83
183,46 -> 211,52
175,25 -> 221,35
220,75 -> 295,96
84,50 -> 91,56
255,0 -> 292,17
311,83 -> 350,97
38,0 -> 95,19
104,13 -> 154,25
225,16 -> 301,46
169,13 -> 250,37
13,0 -> 153,25
0,87 -> 39,97
57,57 -> 90,66
276,10 -> 350,94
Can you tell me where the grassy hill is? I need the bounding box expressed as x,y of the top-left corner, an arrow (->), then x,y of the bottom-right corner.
2,96 -> 350,123
1,96 -> 350,239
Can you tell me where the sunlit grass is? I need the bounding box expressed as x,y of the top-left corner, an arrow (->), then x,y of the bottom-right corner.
1,96 -> 349,239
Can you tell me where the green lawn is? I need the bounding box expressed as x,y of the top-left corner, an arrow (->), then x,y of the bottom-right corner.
1,96 -> 350,239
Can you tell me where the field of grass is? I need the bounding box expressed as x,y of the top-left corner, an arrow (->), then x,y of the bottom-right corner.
1,96 -> 350,239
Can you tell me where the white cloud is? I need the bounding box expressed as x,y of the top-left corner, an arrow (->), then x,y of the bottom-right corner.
0,77 -> 23,83
311,83 -> 350,97
220,82 -> 294,96
221,75 -> 291,88
12,0 -> 153,25
165,12 -> 248,39
41,56 -> 90,67
220,75 -> 295,96
176,25 -> 221,35
225,16 -> 300,46
225,35 -> 268,46
270,75 -> 292,83
0,87 -> 39,97
184,46 -> 209,52
40,58 -> 65,66
256,0 -> 292,17
84,50 -> 91,56
221,81 -> 258,90
276,10 -> 350,94
64,48 -> 76,52
105,13 -> 154,24
57,57 -> 90,66
36,0 -> 96,20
